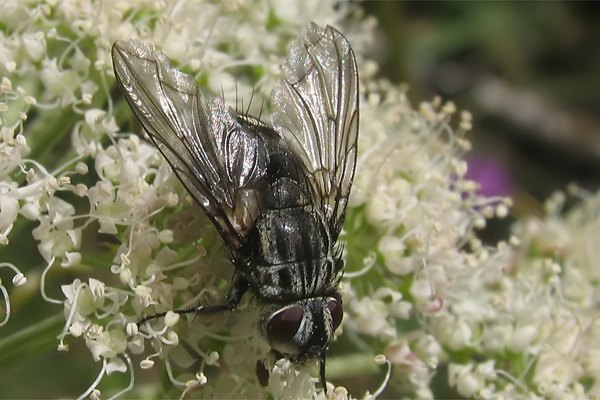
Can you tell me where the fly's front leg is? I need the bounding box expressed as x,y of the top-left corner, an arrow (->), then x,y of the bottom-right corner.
138,276 -> 249,326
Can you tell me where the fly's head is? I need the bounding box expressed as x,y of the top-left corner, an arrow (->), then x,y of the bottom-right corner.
262,295 -> 343,389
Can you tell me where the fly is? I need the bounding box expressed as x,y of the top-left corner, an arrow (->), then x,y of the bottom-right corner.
112,22 -> 359,392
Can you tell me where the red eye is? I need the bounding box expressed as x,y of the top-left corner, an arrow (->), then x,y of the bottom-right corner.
327,298 -> 343,331
265,305 -> 304,346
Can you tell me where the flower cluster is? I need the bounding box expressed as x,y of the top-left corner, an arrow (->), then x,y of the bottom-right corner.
344,81 -> 600,398
1,1 -> 599,399
343,84 -> 515,398
508,187 -> 600,398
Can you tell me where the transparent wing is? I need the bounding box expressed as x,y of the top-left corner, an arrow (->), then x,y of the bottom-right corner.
271,23 -> 359,238
112,39 -> 269,249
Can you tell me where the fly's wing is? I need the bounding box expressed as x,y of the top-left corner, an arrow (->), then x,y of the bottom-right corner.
271,23 -> 359,239
112,40 -> 269,249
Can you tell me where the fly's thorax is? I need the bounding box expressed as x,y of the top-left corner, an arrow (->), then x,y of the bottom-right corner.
262,296 -> 343,359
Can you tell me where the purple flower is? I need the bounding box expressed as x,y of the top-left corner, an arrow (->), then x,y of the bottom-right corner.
465,153 -> 512,197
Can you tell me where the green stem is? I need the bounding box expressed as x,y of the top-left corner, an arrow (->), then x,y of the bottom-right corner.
0,313 -> 64,365
326,353 -> 381,380
25,107 -> 81,168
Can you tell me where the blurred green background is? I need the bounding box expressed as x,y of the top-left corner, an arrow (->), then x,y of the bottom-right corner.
1,2 -> 599,398
364,2 -> 600,216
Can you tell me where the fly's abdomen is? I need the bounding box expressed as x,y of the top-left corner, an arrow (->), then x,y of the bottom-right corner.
236,173 -> 335,301
258,207 -> 323,266
251,206 -> 334,301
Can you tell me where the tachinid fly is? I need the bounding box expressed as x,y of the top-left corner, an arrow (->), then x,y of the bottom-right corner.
112,22 -> 359,391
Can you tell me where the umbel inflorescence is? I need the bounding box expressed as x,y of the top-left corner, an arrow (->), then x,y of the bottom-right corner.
1,2 -> 599,399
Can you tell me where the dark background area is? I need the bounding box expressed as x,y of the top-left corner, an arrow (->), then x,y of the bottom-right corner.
363,2 -> 600,220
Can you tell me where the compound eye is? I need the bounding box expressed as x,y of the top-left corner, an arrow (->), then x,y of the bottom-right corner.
265,305 -> 304,352
327,298 -> 343,331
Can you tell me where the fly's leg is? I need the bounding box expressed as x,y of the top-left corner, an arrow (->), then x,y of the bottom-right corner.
138,276 -> 249,326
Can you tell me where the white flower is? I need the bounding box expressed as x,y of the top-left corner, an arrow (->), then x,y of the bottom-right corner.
448,363 -> 484,398
40,59 -> 81,105
348,295 -> 396,339
269,358 -> 318,399
21,32 -> 46,61
0,190 -> 19,236
86,328 -> 128,362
